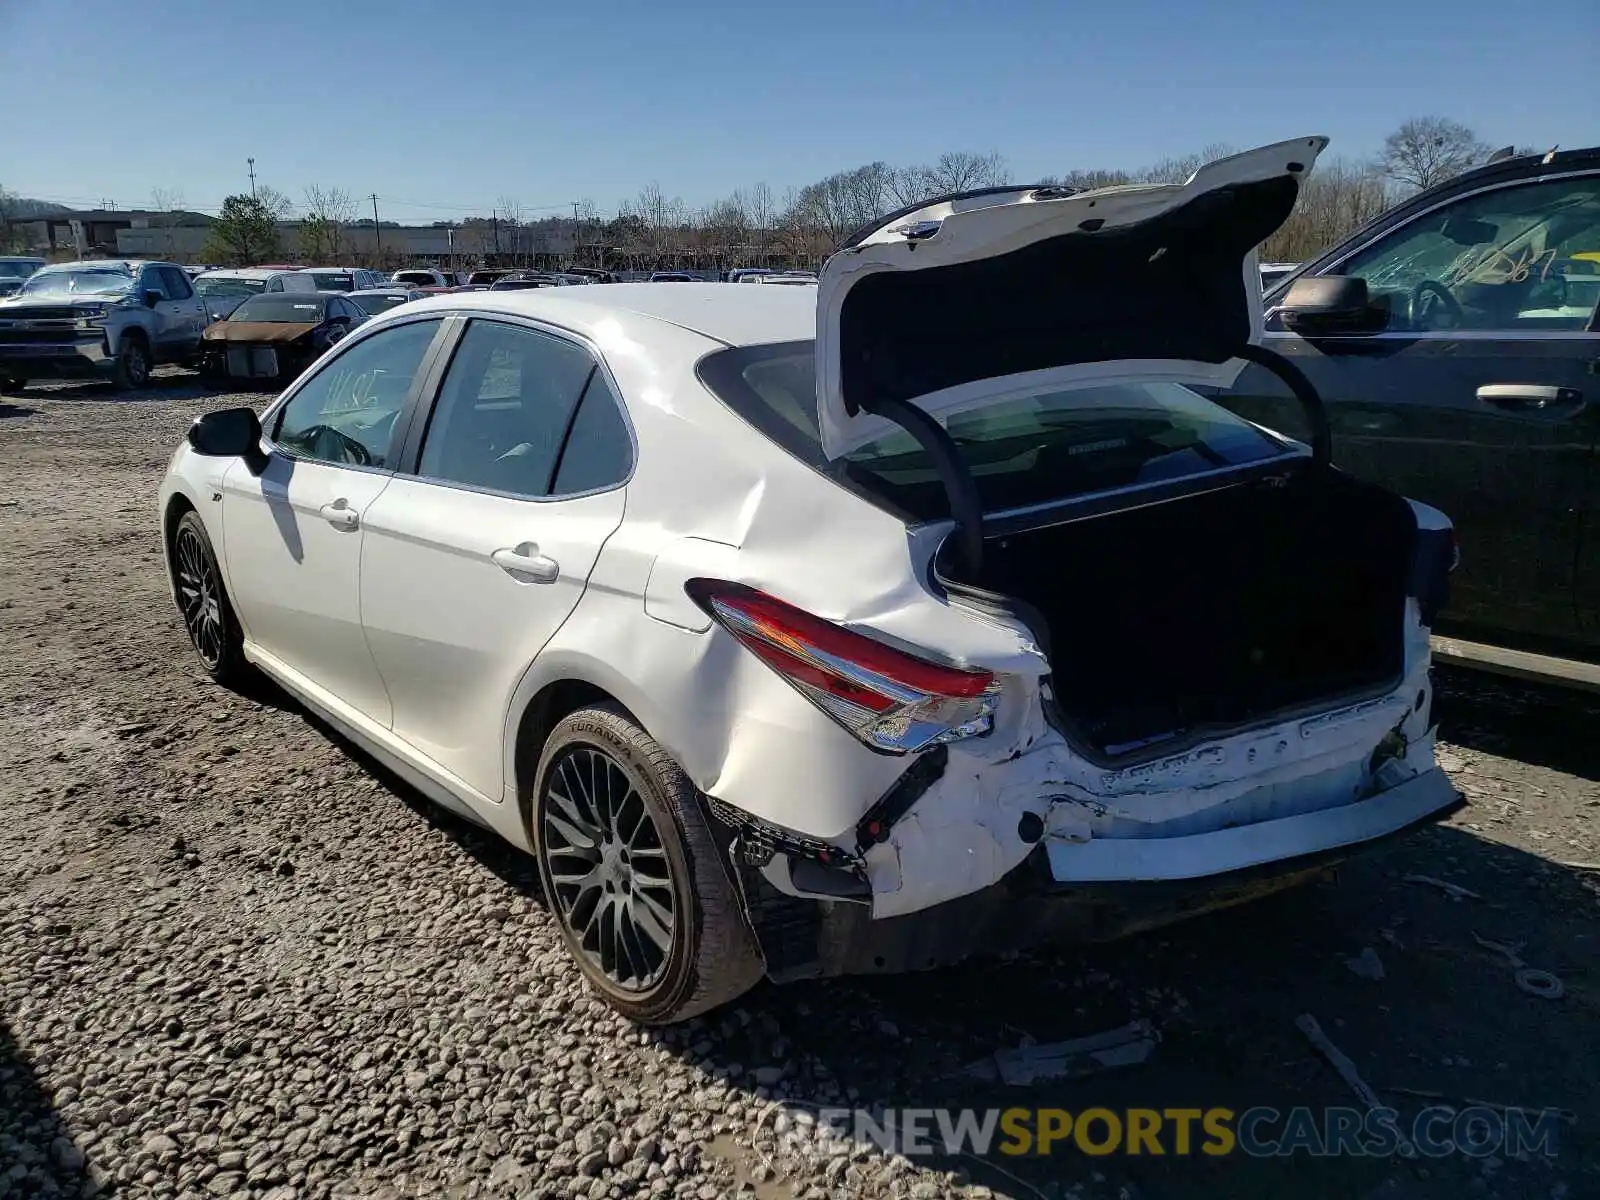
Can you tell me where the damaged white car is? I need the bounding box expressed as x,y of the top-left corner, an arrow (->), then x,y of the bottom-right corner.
159,136 -> 1462,1023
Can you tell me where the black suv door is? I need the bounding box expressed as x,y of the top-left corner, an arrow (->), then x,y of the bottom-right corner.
1223,153 -> 1600,659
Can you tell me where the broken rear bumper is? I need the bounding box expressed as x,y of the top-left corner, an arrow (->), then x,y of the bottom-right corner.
744,768 -> 1462,982
1042,765 -> 1461,882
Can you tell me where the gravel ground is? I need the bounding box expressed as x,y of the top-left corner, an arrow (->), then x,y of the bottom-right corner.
1,375 -> 1595,1200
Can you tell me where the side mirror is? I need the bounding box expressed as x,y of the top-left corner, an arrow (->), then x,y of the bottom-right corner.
188,407 -> 266,472
144,290 -> 163,308
1276,275 -> 1382,335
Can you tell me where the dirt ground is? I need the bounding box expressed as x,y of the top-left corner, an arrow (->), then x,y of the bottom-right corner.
0,375 -> 1595,1200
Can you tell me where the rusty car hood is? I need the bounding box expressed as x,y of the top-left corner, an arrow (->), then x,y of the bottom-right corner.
203,321 -> 320,343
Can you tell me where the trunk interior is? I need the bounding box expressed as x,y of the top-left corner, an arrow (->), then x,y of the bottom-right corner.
939,466 -> 1418,760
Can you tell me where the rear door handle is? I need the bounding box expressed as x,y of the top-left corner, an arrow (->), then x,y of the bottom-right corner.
492,543 -> 559,583
1477,384 -> 1584,412
318,499 -> 360,530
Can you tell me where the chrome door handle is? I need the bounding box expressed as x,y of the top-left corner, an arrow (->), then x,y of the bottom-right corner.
1477,383 -> 1583,412
492,543 -> 559,583
318,500 -> 359,530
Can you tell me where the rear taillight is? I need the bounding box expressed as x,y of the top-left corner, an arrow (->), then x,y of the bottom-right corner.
686,579 -> 997,754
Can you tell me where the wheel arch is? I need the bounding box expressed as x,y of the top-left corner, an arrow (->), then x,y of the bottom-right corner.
509,668 -> 653,841
161,491 -> 199,602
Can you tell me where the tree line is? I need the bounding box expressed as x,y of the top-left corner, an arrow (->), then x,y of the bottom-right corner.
4,117 -> 1521,268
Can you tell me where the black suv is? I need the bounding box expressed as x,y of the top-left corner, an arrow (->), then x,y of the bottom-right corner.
1222,146 -> 1600,687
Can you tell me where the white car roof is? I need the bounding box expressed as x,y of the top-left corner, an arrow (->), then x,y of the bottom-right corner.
394,281 -> 815,348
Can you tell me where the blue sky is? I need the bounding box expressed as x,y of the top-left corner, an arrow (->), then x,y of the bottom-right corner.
4,0 -> 1595,221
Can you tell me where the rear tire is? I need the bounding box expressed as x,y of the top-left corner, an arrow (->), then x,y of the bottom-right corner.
172,510 -> 247,686
0,376 -> 25,394
111,334 -> 151,390
532,705 -> 764,1024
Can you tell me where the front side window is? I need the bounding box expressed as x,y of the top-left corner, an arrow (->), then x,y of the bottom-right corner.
159,266 -> 193,299
1338,176 -> 1600,332
138,268 -> 170,300
416,320 -> 600,497
700,343 -> 1294,521
271,319 -> 440,467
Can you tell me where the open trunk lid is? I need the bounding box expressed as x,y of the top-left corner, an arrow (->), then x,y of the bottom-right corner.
814,137 -> 1327,460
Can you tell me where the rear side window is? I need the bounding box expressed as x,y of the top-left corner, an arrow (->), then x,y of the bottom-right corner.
699,342 -> 1295,522
416,320 -> 600,497
551,372 -> 632,494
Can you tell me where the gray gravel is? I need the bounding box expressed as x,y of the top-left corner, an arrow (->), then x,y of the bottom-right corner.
1,374 -> 1595,1200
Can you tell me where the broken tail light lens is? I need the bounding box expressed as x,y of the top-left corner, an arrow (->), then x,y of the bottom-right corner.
686,579 -> 997,754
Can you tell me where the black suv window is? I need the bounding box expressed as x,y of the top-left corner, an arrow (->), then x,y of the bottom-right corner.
416,320 -> 602,497
272,319 -> 441,467
1338,176 -> 1600,332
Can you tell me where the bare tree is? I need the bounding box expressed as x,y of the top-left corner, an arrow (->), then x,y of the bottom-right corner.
496,196 -> 525,263
1379,117 -> 1489,193
1051,167 -> 1136,190
743,182 -> 777,263
1261,156 -> 1391,263
1140,143 -> 1236,185
922,151 -> 1011,194
255,185 -> 294,222
300,186 -> 356,262
150,187 -> 185,258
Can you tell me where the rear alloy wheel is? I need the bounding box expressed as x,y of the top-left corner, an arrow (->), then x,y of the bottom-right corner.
533,705 -> 763,1024
112,335 -> 151,389
172,511 -> 246,685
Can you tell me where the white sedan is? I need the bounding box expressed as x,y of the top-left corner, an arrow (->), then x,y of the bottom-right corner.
159,137 -> 1462,1023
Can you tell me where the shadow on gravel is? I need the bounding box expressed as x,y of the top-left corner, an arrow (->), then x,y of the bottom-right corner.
22,371 -> 215,402
0,402 -> 38,418
1434,665 -> 1600,782
0,1021 -> 91,1194
722,824 -> 1595,1200
270,681 -> 548,899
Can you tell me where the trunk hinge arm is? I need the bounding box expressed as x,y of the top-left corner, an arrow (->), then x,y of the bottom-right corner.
858,392 -> 985,574
1235,343 -> 1333,468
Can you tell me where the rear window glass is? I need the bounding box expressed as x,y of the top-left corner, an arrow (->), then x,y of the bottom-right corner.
306,272 -> 355,291
231,296 -> 328,323
699,342 -> 1295,522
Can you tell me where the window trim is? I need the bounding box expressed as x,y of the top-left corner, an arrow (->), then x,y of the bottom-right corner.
1268,167 -> 1600,337
391,312 -> 638,504
259,313 -> 454,476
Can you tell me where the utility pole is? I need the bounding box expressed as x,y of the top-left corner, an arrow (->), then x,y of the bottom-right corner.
492,209 -> 500,256
247,158 -> 257,198
370,194 -> 382,254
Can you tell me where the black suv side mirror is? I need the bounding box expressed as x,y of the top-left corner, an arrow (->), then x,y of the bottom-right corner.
188,407 -> 267,472
1276,275 -> 1383,335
